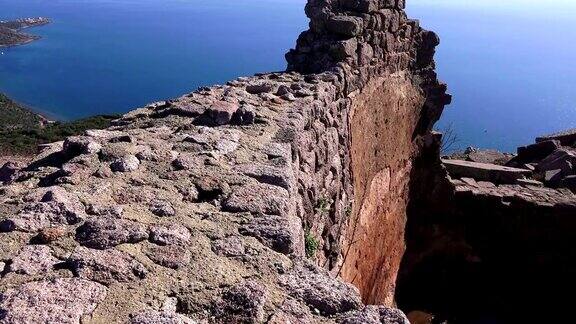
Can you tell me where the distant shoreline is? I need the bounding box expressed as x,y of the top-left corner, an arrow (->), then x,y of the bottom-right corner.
0,17 -> 50,47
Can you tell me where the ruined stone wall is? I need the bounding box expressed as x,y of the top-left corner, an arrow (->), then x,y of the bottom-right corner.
0,0 -> 450,322
287,0 -> 450,305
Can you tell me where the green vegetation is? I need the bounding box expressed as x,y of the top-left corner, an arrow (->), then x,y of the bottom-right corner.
315,196 -> 332,215
305,228 -> 320,258
0,93 -> 118,155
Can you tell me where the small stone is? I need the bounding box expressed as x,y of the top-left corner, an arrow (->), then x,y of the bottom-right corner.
110,155 -> 140,172
276,85 -> 291,96
232,106 -> 256,125
149,200 -> 176,217
0,278 -> 107,323
339,306 -> 410,324
223,183 -> 289,216
129,310 -> 196,324
172,153 -> 202,171
86,204 -> 124,217
145,244 -> 190,269
9,245 -> 59,275
149,224 -> 191,245
32,226 -> 68,243
281,93 -> 297,102
212,236 -> 245,257
516,178 -> 544,188
214,280 -> 267,323
246,83 -> 274,94
75,217 -> 148,250
68,246 -> 148,285
63,136 -> 102,156
204,101 -> 239,126
0,162 -> 22,184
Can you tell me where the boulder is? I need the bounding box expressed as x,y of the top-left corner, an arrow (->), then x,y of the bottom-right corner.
0,278 -> 106,323
536,148 -> 576,173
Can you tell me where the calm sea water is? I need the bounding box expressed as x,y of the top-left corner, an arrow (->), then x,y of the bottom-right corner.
1,0 -> 575,152
0,0 -> 307,120
408,1 -> 576,152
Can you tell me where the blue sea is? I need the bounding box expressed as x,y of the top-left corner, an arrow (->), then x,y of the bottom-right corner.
1,0 -> 576,152
0,0 -> 307,119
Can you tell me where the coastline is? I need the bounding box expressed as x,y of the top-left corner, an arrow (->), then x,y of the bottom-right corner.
0,35 -> 41,48
0,17 -> 50,47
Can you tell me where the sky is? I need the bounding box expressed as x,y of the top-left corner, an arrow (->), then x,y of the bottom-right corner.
410,0 -> 576,16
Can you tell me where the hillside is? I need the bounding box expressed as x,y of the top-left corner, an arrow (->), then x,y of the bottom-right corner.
0,17 -> 50,47
0,93 -> 118,155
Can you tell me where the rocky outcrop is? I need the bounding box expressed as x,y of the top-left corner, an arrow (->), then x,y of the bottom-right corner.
398,133 -> 576,322
0,0 -> 450,323
0,17 -> 50,47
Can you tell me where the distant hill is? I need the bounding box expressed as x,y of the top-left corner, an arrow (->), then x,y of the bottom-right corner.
0,17 -> 50,47
0,93 -> 119,155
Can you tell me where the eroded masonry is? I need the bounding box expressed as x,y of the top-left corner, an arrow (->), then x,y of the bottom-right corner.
5,0 -> 568,323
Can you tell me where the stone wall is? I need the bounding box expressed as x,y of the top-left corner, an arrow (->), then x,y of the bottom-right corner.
0,0 -> 450,322
287,0 -> 450,305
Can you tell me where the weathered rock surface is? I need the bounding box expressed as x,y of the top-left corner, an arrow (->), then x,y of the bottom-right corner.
0,0 -> 450,322
0,278 -> 106,323
68,246 -> 148,285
